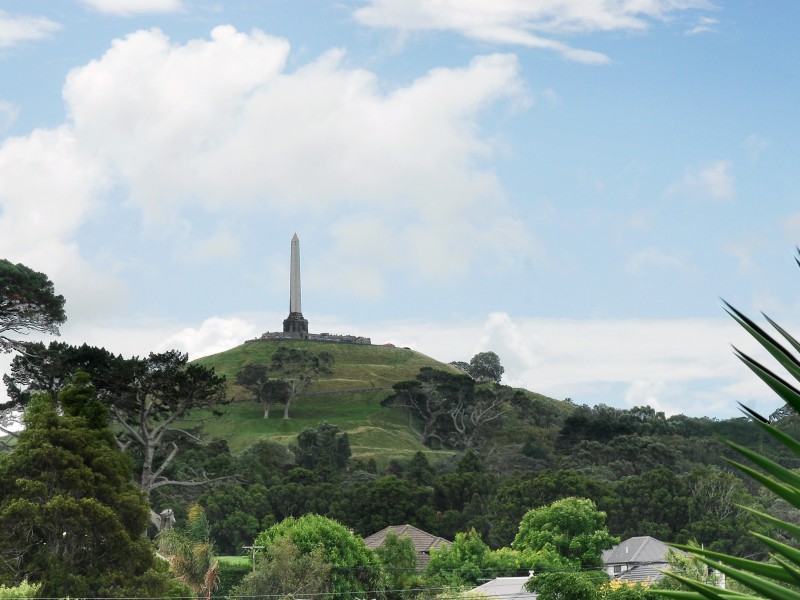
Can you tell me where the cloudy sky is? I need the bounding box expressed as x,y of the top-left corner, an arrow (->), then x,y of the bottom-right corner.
1,0 -> 799,418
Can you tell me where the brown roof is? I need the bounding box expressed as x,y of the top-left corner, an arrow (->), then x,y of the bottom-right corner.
363,524 -> 451,568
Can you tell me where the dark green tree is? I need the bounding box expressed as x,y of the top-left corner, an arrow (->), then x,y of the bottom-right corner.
236,363 -> 288,419
3,341 -> 122,409
292,421 -> 351,472
270,347 -> 334,419
334,475 -> 435,536
200,483 -> 272,555
468,351 -> 504,383
486,470 -> 617,548
382,368 -> 475,448
0,259 -> 65,353
608,467 -> 690,541
0,374 -> 178,597
3,343 -> 229,504
110,350 -> 228,500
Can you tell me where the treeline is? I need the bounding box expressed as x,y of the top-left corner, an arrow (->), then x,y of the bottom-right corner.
151,398 -> 800,559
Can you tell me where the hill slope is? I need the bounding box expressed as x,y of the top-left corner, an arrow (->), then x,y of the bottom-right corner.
192,340 -> 461,461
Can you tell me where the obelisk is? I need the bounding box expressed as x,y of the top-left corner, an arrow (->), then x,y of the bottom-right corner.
283,233 -> 309,339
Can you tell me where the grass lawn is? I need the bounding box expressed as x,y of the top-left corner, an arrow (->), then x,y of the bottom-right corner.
190,340 -> 458,465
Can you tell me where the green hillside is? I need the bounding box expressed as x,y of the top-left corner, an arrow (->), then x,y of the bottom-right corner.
192,339 -> 462,461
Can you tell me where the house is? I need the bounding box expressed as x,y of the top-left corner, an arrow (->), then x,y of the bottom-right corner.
602,536 -> 672,584
468,576 -> 536,600
363,524 -> 450,570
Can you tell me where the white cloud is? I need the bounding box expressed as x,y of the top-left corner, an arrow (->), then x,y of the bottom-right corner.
61,26 -> 532,287
626,246 -> 689,274
328,310 -> 782,418
79,0 -> 184,17
685,16 -> 719,35
353,0 -> 713,63
0,9 -> 60,48
156,316 -> 261,359
743,133 -> 768,160
0,308 -> 782,420
190,226 -> 241,263
0,126 -> 126,321
667,160 -> 735,201
0,100 -> 19,132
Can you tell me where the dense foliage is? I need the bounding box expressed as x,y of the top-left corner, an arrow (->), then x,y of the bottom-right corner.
254,514 -> 384,599
0,374 -> 177,597
0,259 -> 65,354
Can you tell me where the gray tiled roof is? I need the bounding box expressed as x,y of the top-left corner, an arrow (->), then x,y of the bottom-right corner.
603,536 -> 670,565
617,564 -> 666,584
469,576 -> 536,600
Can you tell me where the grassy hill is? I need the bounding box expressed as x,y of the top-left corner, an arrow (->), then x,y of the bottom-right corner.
192,339 -> 461,463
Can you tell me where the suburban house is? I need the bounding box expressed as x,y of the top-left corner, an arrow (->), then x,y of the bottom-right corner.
468,576 -> 536,600
363,524 -> 451,570
602,536 -> 672,584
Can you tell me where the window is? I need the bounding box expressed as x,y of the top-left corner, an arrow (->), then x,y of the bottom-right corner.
613,566 -> 622,574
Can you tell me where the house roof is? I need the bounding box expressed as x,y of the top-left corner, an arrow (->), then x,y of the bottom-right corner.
617,564 -> 666,584
363,524 -> 451,568
603,536 -> 670,566
469,576 -> 536,600
363,524 -> 451,553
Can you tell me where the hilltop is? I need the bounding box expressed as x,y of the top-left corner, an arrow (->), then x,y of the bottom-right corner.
192,339 -> 505,462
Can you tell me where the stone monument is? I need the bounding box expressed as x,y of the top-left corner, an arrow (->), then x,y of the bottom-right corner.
254,234 -> 371,344
282,233 -> 309,339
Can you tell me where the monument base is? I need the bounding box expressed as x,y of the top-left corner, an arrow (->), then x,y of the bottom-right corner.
283,312 -> 309,339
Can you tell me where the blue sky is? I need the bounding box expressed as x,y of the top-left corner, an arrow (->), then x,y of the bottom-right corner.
1,0 -> 799,418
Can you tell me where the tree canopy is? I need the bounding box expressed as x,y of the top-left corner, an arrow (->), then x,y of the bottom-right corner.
513,497 -> 618,568
0,374 -> 177,597
269,347 -> 334,419
451,351 -> 504,383
0,259 -> 66,353
236,363 -> 288,419
254,514 -> 383,600
4,343 -> 229,501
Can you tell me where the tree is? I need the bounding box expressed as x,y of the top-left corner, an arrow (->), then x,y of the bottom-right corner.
0,580 -> 40,599
3,344 -> 230,503
236,364 -> 288,419
375,532 -> 425,600
450,352 -> 505,383
468,351 -> 504,383
270,347 -> 334,419
447,384 -> 513,450
3,341 -> 122,408
333,475 -> 435,536
230,537 -> 332,599
254,514 -> 384,600
426,529 -> 520,589
386,370 -> 510,450
110,350 -> 228,499
0,374 -> 177,597
157,503 -> 219,600
0,259 -> 65,353
527,571 -> 608,600
513,497 -> 618,568
486,470 -> 617,548
292,421 -> 351,472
